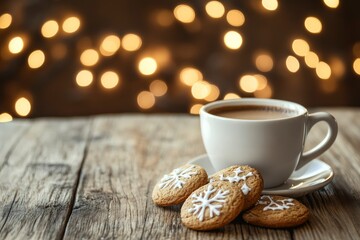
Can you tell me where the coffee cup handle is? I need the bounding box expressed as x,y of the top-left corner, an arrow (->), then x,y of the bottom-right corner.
296,112 -> 338,170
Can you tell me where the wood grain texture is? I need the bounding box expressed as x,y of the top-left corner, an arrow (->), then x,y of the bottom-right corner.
0,119 -> 91,240
0,108 -> 359,240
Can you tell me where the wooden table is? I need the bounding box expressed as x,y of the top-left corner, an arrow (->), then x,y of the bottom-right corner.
0,108 -> 359,240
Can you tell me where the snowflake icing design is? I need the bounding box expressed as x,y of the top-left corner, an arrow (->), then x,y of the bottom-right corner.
159,165 -> 197,189
219,167 -> 254,195
258,195 -> 295,211
188,184 -> 229,221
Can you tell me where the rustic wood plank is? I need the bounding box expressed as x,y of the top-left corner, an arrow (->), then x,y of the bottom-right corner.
293,108 -> 360,239
64,115 -> 290,240
0,118 -> 91,240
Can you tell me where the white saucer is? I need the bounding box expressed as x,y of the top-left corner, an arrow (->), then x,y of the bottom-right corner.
188,154 -> 334,198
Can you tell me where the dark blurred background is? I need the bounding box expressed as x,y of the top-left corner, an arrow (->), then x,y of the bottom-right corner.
0,0 -> 360,121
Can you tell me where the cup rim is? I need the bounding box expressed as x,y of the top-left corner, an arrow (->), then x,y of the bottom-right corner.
200,98 -> 308,122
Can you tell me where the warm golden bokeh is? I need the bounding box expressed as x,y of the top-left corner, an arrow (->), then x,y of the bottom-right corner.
122,33 -> 142,52
224,93 -> 240,100
254,85 -> 273,98
224,31 -> 243,50
137,91 -> 155,109
239,75 -> 258,93
190,104 -> 203,115
304,51 -> 319,68
204,84 -> 220,101
292,39 -> 310,57
353,58 -> 360,75
191,81 -> 211,99
286,56 -> 300,73
76,70 -> 93,87
255,53 -> 273,72
304,16 -> 322,34
179,67 -> 203,86
323,0 -> 339,8
316,61 -> 332,79
205,1 -> 225,19
156,10 -> 174,27
254,74 -> 268,90
15,97 -> 31,117
149,80 -> 168,96
28,50 -> 45,69
173,4 -> 195,24
80,49 -> 99,66
41,20 -> 59,38
100,35 -> 121,56
262,0 -> 278,11
62,16 -> 81,33
0,13 -> 12,29
0,113 -> 13,122
8,36 -> 24,54
138,57 -> 157,75
100,71 -> 120,89
226,10 -> 245,27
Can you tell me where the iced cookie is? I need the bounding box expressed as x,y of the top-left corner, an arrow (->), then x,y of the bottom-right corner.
210,165 -> 263,210
152,164 -> 208,206
242,195 -> 309,228
181,181 -> 245,231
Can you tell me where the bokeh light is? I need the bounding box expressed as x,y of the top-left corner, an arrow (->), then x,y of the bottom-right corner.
224,31 -> 243,50
254,85 -> 273,98
292,39 -> 310,57
304,16 -> 322,34
138,57 -> 157,75
179,67 -> 203,86
76,70 -> 93,87
239,75 -> 258,93
330,57 -> 345,78
262,0 -> 278,11
100,35 -> 121,56
150,80 -> 168,96
0,113 -> 12,123
156,10 -> 174,27
191,81 -> 211,99
323,0 -> 339,8
205,1 -> 225,19
304,51 -> 319,68
226,10 -> 245,27
15,97 -> 31,117
204,84 -> 220,101
28,50 -> 45,69
100,71 -> 120,89
0,13 -> 12,29
173,4 -> 195,24
8,36 -> 24,54
122,33 -> 142,51
224,93 -> 240,100
190,104 -> 203,115
286,56 -> 300,73
62,16 -> 81,33
316,61 -> 332,79
255,53 -> 273,72
352,58 -> 360,75
80,49 -> 99,66
254,74 -> 268,90
137,91 -> 155,109
41,20 -> 59,38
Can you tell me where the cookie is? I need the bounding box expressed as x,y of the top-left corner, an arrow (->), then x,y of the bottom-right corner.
210,165 -> 263,210
181,181 -> 245,231
242,195 -> 309,228
152,164 -> 208,206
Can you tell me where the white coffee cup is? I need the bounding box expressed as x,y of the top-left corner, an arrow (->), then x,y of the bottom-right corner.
200,98 -> 338,188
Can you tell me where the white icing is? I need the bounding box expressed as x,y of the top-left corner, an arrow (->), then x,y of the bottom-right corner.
159,165 -> 197,189
188,184 -> 229,221
219,167 -> 254,195
258,195 -> 295,211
